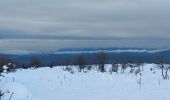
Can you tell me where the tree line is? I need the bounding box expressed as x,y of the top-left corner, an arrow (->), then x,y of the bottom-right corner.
0,50 -> 170,79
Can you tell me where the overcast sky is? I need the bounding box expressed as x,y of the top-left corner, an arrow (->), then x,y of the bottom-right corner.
0,0 -> 170,51
0,0 -> 170,39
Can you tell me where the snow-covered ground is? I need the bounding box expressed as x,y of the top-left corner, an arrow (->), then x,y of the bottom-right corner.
1,64 -> 170,100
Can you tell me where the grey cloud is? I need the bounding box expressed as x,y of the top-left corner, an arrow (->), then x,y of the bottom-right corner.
0,0 -> 170,39
0,39 -> 170,52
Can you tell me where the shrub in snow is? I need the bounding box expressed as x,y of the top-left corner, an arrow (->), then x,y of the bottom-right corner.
157,63 -> 170,80
0,58 -> 16,99
134,62 -> 144,75
120,63 -> 128,74
65,66 -> 73,72
22,64 -> 29,69
1,63 -> 16,73
128,63 -> 136,73
0,57 -> 11,73
87,65 -> 92,71
112,62 -> 119,73
0,65 -> 11,99
155,56 -> 170,80
7,63 -> 16,73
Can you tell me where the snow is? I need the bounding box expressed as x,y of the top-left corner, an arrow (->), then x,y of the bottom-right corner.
3,65 -> 8,73
3,65 -> 8,70
2,83 -> 32,99
1,64 -> 170,100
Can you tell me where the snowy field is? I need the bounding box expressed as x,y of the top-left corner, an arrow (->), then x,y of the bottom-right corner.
1,64 -> 170,100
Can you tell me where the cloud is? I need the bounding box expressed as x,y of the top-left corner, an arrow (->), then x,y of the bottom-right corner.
0,0 -> 170,39
0,39 -> 170,52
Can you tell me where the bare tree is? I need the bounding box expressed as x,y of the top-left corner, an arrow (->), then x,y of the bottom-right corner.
112,62 -> 119,73
0,57 -> 10,100
49,61 -> 55,68
0,57 -> 10,66
156,55 -> 169,80
128,62 -> 135,73
0,57 -> 15,100
133,62 -> 144,75
120,62 -> 128,74
29,58 -> 41,68
96,50 -> 108,72
62,60 -> 72,66
75,54 -> 87,72
0,57 -> 10,73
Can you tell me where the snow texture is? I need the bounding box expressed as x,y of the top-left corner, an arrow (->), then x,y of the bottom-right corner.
1,64 -> 170,100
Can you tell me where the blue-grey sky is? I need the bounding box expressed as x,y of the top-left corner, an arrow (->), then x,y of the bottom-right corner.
0,0 -> 170,39
0,0 -> 170,51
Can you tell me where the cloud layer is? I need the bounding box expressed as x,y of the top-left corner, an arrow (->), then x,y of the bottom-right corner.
0,0 -> 170,39
0,39 -> 169,52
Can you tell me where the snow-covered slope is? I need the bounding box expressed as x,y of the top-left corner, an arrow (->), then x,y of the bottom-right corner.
1,64 -> 170,100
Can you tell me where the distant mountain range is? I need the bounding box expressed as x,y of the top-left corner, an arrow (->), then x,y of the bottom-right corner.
0,47 -> 170,66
